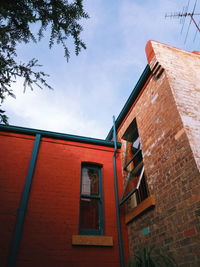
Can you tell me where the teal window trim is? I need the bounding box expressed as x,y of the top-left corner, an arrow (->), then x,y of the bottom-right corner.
79,163 -> 104,236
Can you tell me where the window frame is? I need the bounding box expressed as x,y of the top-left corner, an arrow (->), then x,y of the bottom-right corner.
79,163 -> 104,236
120,119 -> 149,207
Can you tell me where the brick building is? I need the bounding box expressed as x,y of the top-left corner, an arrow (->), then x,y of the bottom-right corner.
0,41 -> 200,267
0,128 -> 129,267
106,41 -> 200,267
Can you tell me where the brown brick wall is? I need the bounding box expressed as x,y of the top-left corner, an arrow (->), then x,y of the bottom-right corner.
117,64 -> 200,266
150,41 -> 200,171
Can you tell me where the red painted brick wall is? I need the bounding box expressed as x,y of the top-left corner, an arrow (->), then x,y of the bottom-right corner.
0,132 -> 34,267
0,132 -> 128,267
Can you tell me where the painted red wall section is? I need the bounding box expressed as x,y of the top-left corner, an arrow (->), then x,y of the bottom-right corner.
0,132 -> 128,267
0,133 -> 34,266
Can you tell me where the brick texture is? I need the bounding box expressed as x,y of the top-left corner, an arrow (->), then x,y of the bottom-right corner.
0,132 -> 34,267
0,133 -> 128,267
117,42 -> 200,267
150,41 -> 200,172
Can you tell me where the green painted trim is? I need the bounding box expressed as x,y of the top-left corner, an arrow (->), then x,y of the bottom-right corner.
7,134 -> 41,267
106,65 -> 151,140
141,227 -> 150,235
113,116 -> 125,267
0,124 -> 121,148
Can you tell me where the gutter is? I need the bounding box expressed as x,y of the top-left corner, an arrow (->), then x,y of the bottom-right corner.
106,64 -> 151,140
0,124 -> 121,149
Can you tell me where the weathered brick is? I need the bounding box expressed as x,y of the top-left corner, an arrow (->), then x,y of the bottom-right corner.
117,42 -> 200,266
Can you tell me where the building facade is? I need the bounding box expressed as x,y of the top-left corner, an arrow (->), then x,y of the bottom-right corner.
107,41 -> 200,267
1,41 -> 200,267
0,128 -> 128,267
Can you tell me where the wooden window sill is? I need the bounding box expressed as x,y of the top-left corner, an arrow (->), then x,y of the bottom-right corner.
125,195 -> 155,224
72,235 -> 113,246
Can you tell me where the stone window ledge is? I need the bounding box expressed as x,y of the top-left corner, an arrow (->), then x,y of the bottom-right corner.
125,195 -> 155,224
72,235 -> 113,246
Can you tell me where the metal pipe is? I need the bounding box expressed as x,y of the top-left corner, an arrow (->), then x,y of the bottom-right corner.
112,116 -> 125,267
7,134 -> 41,267
189,14 -> 200,32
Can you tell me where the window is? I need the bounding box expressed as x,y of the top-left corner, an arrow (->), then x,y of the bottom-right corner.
120,119 -> 149,209
79,163 -> 103,235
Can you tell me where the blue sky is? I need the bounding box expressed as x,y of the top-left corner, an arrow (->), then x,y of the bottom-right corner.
3,0 -> 200,139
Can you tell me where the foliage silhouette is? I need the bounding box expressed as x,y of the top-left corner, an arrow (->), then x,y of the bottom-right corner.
0,0 -> 89,123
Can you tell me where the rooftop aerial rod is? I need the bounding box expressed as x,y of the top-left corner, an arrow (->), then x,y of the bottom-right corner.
165,0 -> 200,43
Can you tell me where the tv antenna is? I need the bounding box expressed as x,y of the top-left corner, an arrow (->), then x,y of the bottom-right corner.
165,0 -> 200,43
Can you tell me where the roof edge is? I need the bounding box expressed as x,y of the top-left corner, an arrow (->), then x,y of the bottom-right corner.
0,124 -> 121,148
106,64 -> 151,140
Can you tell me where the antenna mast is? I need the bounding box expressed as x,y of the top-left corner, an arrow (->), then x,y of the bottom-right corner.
165,0 -> 200,43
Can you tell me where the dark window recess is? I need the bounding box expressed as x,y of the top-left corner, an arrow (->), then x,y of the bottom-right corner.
120,119 -> 149,207
79,164 -> 103,235
138,173 -> 148,203
80,198 -> 99,230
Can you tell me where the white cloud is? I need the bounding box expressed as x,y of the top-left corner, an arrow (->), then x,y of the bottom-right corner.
2,0 -> 199,139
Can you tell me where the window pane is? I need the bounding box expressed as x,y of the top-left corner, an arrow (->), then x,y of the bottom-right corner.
138,175 -> 148,202
79,198 -> 99,230
128,193 -> 138,210
81,167 -> 99,196
132,136 -> 140,152
133,150 -> 143,167
123,166 -> 144,200
124,176 -> 139,197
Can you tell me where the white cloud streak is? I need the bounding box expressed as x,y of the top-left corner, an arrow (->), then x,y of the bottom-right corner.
2,0 -> 200,139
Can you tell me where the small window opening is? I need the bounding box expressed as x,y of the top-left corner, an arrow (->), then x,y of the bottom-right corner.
120,119 -> 149,208
79,163 -> 103,235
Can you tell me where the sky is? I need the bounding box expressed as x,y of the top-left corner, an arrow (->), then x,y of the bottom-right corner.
2,0 -> 200,139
